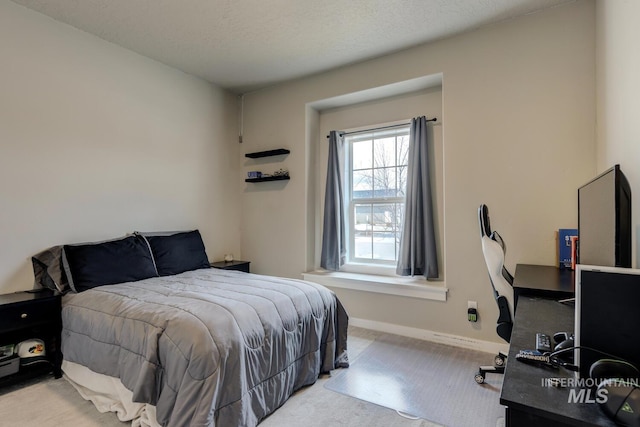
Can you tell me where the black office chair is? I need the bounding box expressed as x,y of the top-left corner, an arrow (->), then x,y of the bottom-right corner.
475,204 -> 515,384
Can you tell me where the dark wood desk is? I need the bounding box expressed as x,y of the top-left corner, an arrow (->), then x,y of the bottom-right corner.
513,264 -> 574,305
500,297 -> 616,426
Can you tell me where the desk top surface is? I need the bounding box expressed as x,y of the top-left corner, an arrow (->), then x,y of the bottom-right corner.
500,297 -> 616,426
513,264 -> 574,297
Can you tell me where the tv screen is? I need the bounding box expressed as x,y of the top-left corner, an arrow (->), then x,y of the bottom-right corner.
577,165 -> 631,268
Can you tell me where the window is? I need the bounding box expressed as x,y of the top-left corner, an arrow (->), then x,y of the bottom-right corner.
346,124 -> 410,265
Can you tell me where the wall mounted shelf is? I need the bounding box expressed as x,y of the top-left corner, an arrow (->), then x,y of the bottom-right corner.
245,149 -> 290,158
245,175 -> 290,183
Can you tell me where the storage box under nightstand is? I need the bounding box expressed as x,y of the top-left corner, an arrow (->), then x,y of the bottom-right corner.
0,355 -> 19,379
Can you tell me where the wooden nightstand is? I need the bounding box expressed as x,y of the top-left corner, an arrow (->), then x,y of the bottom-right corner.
0,290 -> 62,387
211,260 -> 251,273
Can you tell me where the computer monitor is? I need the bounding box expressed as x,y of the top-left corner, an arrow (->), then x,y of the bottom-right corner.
575,265 -> 640,379
577,164 -> 631,268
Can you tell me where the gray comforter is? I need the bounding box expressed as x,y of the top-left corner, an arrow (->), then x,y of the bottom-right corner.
61,268 -> 349,427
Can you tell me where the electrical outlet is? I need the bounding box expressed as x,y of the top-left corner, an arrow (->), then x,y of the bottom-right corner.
467,301 -> 478,322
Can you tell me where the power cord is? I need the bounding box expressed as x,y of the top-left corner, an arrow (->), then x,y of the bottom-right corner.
396,410 -> 420,420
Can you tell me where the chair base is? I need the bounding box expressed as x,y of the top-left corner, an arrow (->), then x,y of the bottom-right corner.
475,352 -> 507,384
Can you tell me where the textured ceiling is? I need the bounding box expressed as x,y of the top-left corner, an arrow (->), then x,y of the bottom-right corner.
11,0 -> 573,93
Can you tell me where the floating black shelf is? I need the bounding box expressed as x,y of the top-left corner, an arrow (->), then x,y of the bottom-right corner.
245,149 -> 290,158
245,175 -> 290,183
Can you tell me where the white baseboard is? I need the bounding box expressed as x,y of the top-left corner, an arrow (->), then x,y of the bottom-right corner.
350,317 -> 509,355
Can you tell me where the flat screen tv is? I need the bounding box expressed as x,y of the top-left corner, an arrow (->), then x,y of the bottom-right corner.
577,165 -> 631,268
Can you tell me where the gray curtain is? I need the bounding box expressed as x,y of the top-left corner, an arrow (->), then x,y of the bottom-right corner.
320,131 -> 346,270
396,116 -> 439,279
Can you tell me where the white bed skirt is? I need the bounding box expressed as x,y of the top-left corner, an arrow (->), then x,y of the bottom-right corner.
62,360 -> 161,427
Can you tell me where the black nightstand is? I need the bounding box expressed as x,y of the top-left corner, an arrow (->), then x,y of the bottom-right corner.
0,290 -> 62,387
211,260 -> 251,273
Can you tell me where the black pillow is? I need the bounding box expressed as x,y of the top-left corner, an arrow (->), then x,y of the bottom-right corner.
144,230 -> 210,276
63,235 -> 158,292
31,245 -> 68,293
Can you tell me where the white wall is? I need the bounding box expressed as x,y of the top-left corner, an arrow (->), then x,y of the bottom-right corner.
241,0 -> 596,343
0,1 -> 241,293
596,0 -> 640,267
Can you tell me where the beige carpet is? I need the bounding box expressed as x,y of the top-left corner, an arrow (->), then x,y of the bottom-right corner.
0,327 -> 502,426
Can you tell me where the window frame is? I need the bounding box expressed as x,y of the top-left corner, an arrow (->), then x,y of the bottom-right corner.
344,123 -> 410,267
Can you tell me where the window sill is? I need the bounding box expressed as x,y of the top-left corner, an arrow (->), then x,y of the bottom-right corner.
302,270 -> 447,301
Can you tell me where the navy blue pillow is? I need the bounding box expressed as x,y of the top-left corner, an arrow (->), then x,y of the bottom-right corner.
144,230 -> 210,276
63,235 -> 158,292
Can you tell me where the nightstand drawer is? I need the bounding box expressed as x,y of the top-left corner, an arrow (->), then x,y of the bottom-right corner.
0,298 -> 60,332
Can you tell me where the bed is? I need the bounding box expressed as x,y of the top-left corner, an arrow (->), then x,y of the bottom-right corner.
32,230 -> 349,427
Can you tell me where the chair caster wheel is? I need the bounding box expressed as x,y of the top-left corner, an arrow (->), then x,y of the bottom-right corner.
475,372 -> 485,384
494,354 -> 506,366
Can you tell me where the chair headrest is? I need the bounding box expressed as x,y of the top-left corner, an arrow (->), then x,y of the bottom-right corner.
479,204 -> 507,253
478,204 -> 492,238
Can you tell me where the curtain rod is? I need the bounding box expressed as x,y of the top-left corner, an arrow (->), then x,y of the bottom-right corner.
326,117 -> 437,138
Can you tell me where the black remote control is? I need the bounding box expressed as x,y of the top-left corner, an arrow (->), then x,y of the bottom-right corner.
536,333 -> 552,352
